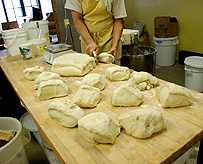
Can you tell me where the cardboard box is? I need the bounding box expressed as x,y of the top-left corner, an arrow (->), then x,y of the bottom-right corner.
154,16 -> 178,38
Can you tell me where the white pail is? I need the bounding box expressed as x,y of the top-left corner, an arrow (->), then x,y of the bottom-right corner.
22,20 -> 50,45
27,38 -> 47,56
20,112 -> 52,150
153,36 -> 179,66
2,28 -> 27,56
0,117 -> 31,164
184,56 -> 203,92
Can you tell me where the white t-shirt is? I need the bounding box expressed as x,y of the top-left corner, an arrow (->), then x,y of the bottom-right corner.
65,0 -> 127,19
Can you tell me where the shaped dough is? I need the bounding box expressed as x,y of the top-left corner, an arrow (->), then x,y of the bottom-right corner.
106,66 -> 130,81
34,71 -> 63,90
112,83 -> 143,106
37,79 -> 68,100
130,71 -> 159,91
23,66 -> 44,81
51,53 -> 96,76
72,85 -> 101,108
48,99 -> 85,127
119,108 -> 167,138
78,112 -> 121,144
80,73 -> 105,90
97,53 -> 115,64
158,83 -> 192,108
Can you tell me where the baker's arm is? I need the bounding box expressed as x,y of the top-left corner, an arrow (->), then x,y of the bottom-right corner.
107,18 -> 124,62
71,10 -> 98,56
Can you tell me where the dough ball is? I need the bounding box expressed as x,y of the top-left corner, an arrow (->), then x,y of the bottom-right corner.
72,85 -> 101,108
112,83 -> 143,107
130,71 -> 159,91
23,66 -> 44,81
97,53 -> 115,64
48,99 -> 85,127
119,108 -> 167,138
80,73 -> 105,90
34,71 -> 63,90
106,66 -> 130,81
78,112 -> 121,144
51,53 -> 96,76
37,79 -> 68,100
158,83 -> 192,108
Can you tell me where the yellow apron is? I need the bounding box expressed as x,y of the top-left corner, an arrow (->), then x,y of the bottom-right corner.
81,0 -> 122,59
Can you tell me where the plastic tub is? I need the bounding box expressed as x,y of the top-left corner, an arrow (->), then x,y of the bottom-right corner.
121,46 -> 156,75
1,28 -> 27,56
27,38 -> 47,56
0,117 -> 31,164
22,20 -> 50,44
153,36 -> 179,66
184,56 -> 203,92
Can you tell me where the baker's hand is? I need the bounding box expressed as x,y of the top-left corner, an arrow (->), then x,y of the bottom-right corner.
86,42 -> 99,56
107,47 -> 117,63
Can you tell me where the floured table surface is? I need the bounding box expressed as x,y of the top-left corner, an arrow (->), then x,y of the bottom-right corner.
1,55 -> 203,164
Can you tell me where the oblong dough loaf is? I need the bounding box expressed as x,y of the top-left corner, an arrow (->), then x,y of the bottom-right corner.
48,99 -> 85,127
51,53 -> 96,76
119,108 -> 167,138
97,53 -> 115,64
158,83 -> 192,108
78,112 -> 121,144
106,66 -> 130,81
112,83 -> 143,107
23,66 -> 44,81
72,85 -> 101,108
80,73 -> 105,90
37,79 -> 68,100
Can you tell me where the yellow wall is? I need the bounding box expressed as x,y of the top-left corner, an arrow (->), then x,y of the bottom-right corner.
124,0 -> 203,58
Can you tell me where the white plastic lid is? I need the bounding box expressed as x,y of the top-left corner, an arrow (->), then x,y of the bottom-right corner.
184,56 -> 203,68
20,112 -> 38,132
27,38 -> 47,46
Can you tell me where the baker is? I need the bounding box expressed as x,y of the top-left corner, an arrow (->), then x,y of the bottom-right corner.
65,0 -> 127,64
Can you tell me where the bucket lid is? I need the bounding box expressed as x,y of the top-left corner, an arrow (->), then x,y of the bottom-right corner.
153,36 -> 178,41
1,28 -> 26,36
20,112 -> 38,132
27,38 -> 47,46
184,56 -> 203,68
22,20 -> 48,27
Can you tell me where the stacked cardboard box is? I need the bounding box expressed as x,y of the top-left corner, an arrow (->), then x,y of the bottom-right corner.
154,16 -> 178,38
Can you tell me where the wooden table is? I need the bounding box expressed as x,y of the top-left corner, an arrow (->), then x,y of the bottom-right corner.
1,55 -> 203,164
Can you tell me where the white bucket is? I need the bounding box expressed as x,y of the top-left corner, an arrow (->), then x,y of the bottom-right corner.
2,28 -> 27,56
22,20 -> 50,45
184,56 -> 203,92
0,117 -> 31,164
20,112 -> 52,150
26,38 -> 47,56
153,36 -> 179,66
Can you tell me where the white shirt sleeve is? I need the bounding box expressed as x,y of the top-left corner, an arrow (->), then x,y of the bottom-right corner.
105,0 -> 127,19
65,0 -> 82,14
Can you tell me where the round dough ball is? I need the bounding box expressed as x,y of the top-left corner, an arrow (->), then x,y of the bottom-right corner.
48,99 -> 85,127
80,73 -> 105,90
72,85 -> 101,108
97,53 -> 115,64
119,108 -> 167,138
78,112 -> 121,144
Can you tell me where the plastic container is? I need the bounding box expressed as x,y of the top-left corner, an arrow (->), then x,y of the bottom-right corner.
22,20 -> 50,45
1,28 -> 27,56
0,117 -> 31,164
121,46 -> 156,75
27,38 -> 47,56
20,112 -> 52,150
184,56 -> 203,92
19,42 -> 34,59
153,36 -> 179,66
